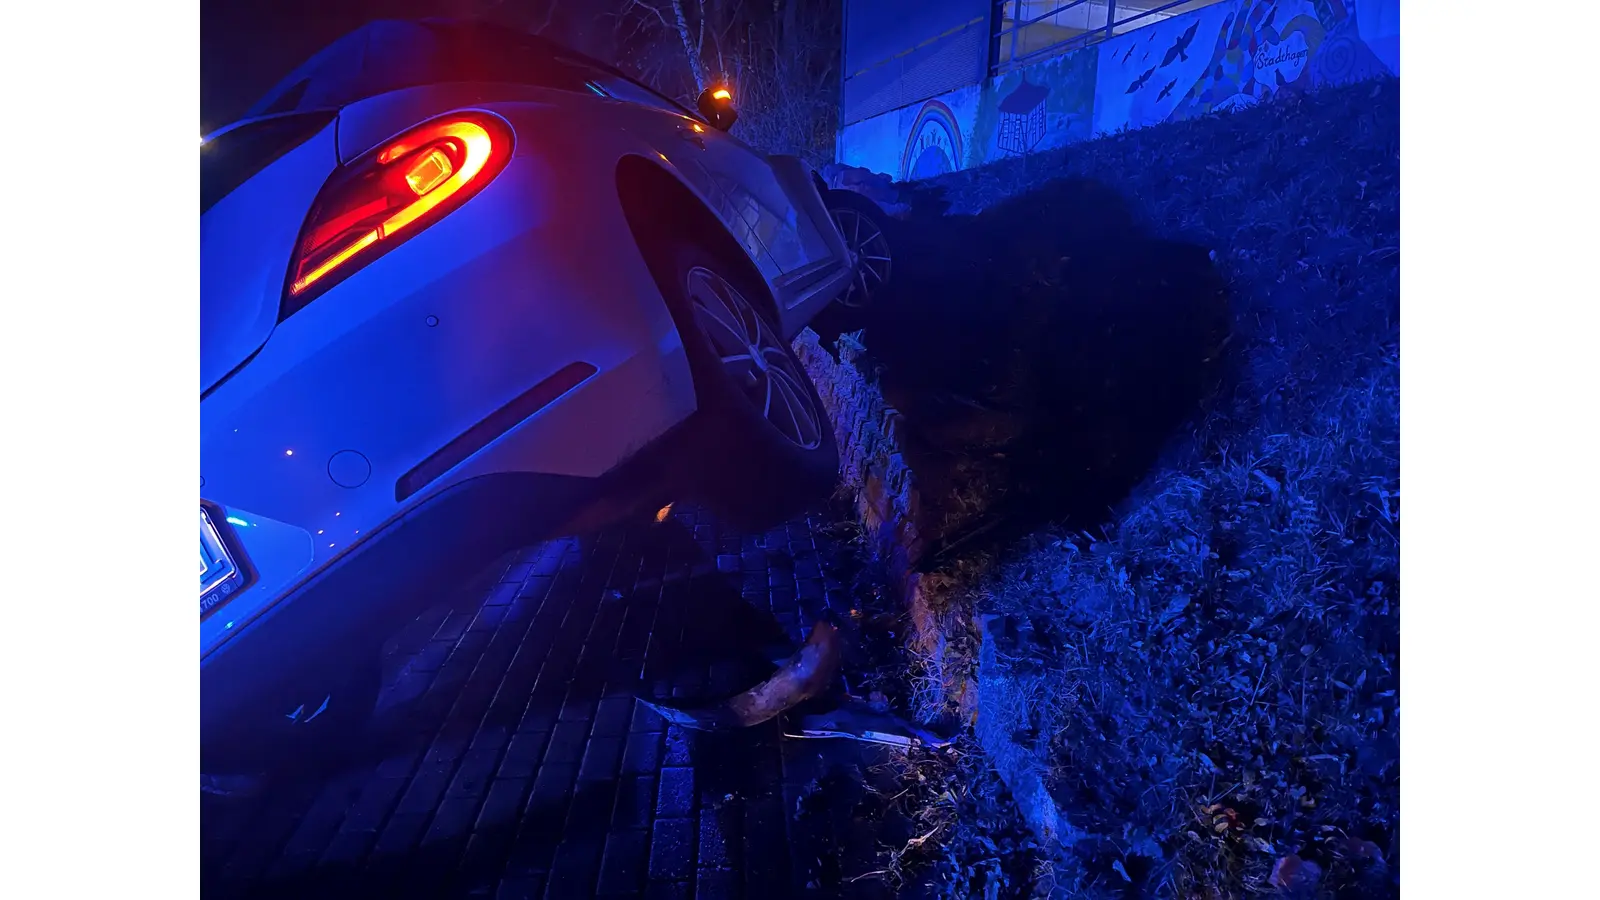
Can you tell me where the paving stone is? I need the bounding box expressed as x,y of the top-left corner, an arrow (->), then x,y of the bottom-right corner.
476,778 -> 530,833
558,696 -> 597,723
622,729 -> 663,775
394,762 -> 456,817
696,807 -> 740,871
497,732 -> 548,779
199,508 -> 897,899
592,697 -> 636,737
543,721 -> 591,766
565,778 -> 620,839
646,881 -> 692,900
527,763 -> 579,817
612,775 -> 657,831
447,747 -> 503,799
695,868 -> 741,900
580,735 -> 625,782
656,766 -> 696,818
545,838 -> 603,899
339,776 -> 408,834
494,876 -> 545,900
648,818 -> 696,881
370,811 -> 431,860
425,793 -> 486,845
596,829 -> 650,895
319,828 -> 376,868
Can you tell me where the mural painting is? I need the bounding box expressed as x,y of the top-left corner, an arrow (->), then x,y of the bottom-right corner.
840,85 -> 978,178
1091,2 -> 1238,133
1353,0 -> 1400,76
1098,0 -> 1399,131
997,78 -> 1048,156
967,45 -> 1097,168
899,99 -> 966,181
836,0 -> 1398,182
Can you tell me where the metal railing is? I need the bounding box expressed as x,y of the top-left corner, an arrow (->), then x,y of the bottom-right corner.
991,0 -> 1226,74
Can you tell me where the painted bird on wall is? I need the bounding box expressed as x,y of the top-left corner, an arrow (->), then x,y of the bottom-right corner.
1127,66 -> 1156,93
1157,79 -> 1178,100
1162,21 -> 1200,66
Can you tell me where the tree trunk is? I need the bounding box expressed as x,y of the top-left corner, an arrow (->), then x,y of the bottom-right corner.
670,0 -> 708,91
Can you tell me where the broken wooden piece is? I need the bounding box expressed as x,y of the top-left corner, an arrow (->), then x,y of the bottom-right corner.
637,619 -> 842,731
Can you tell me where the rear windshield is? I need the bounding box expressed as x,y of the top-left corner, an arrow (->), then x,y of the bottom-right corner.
416,21 -> 601,93
245,20 -> 613,122
200,111 -> 335,214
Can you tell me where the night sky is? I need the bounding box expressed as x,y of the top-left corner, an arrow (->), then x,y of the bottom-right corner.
201,0 -> 482,132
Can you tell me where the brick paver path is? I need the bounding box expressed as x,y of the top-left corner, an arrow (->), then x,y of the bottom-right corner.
201,506 -> 908,900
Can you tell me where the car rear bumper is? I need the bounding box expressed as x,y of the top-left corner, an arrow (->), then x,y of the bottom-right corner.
199,134 -> 699,652
199,421 -> 685,750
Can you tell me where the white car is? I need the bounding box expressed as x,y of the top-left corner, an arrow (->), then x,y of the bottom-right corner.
200,18 -> 858,771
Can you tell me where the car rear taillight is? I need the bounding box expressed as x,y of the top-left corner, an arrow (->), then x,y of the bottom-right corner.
282,112 -> 513,316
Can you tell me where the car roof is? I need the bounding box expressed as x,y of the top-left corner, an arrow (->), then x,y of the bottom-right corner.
243,18 -> 605,121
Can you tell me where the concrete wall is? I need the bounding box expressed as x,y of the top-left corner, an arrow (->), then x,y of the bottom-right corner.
838,0 -> 1400,180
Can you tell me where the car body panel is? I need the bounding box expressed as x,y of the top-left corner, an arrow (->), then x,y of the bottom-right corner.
200,120 -> 339,393
764,154 -> 857,328
201,116 -> 699,658
199,21 -> 859,740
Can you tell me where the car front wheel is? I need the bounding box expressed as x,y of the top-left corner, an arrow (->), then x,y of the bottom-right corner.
824,188 -> 894,311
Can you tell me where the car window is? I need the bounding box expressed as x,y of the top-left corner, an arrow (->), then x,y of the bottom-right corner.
415,21 -> 599,94
240,20 -> 698,126
585,71 -> 699,119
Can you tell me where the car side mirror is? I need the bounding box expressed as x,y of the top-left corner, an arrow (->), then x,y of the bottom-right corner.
696,87 -> 738,132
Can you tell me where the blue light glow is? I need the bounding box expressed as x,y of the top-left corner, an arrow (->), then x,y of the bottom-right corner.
226,516 -> 250,527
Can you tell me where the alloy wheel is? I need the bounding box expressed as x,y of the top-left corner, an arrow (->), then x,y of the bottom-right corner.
686,266 -> 824,450
829,206 -> 892,309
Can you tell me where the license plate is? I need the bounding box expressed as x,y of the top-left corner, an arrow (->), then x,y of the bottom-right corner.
201,506 -> 247,618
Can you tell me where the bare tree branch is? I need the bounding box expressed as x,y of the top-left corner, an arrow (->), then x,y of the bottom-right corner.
534,0 -> 560,34
623,0 -> 672,29
569,0 -> 842,165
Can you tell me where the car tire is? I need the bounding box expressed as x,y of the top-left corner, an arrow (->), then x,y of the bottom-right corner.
663,241 -> 839,529
823,188 -> 894,311
201,659 -> 382,777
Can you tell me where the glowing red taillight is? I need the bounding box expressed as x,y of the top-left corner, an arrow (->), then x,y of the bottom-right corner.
283,113 -> 512,313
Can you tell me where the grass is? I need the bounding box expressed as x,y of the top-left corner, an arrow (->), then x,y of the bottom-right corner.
808,500 -> 1048,899
829,76 -> 1400,898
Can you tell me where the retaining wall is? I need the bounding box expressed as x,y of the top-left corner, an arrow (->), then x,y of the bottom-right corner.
839,0 -> 1400,181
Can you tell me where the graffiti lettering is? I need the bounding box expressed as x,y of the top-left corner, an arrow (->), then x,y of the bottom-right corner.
1254,46 -> 1309,69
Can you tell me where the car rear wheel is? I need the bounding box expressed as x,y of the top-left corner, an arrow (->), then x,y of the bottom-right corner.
666,242 -> 839,528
